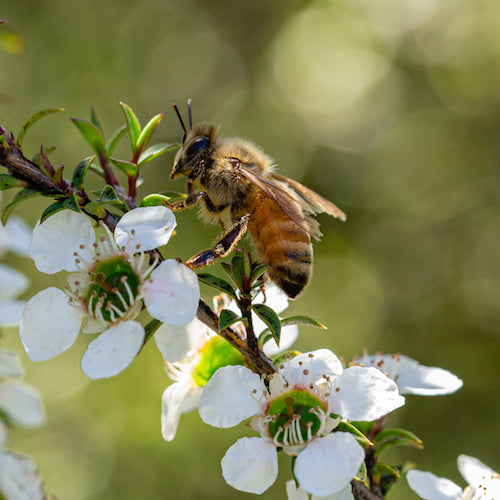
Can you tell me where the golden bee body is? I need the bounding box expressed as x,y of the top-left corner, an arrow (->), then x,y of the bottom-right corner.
170,120 -> 345,298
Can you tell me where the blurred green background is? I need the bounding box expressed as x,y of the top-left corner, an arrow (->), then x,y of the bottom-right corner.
1,0 -> 499,498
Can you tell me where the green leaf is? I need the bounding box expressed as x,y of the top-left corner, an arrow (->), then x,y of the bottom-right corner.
372,463 -> 400,496
85,185 -> 126,217
109,157 -> 138,177
197,272 -> 237,300
135,113 -> 162,155
90,105 -> 104,135
72,156 -> 95,190
336,422 -> 372,446
71,118 -> 106,156
1,188 -> 39,224
40,200 -> 66,223
106,124 -> 127,157
218,309 -> 242,331
84,202 -> 106,219
140,194 -> 171,207
280,315 -> 327,329
250,264 -> 269,283
230,255 -> 245,289
374,428 -> 423,455
17,108 -> 64,148
137,142 -> 177,167
63,192 -> 82,212
143,319 -> 162,345
252,303 -> 281,346
0,174 -> 24,190
119,102 -> 141,154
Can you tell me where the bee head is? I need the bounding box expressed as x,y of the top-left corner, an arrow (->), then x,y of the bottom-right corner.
171,100 -> 218,180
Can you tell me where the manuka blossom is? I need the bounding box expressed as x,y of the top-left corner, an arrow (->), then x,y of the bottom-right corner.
0,349 -> 46,500
352,352 -> 463,396
407,455 -> 500,500
198,349 -> 405,497
19,207 -> 200,379
155,285 -> 297,441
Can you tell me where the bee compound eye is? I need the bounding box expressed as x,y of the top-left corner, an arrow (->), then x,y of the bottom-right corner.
185,136 -> 209,158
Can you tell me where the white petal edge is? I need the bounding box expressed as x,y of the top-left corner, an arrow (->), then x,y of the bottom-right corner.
457,454 -> 496,489
289,349 -> 344,383
221,437 -> 278,494
29,210 -> 95,274
114,206 -> 177,252
2,216 -> 32,256
0,350 -> 22,378
0,382 -> 46,428
154,318 -> 209,363
0,264 -> 30,301
0,301 -> 27,327
198,365 -> 264,428
294,433 -> 364,497
19,287 -> 83,361
143,259 -> 200,325
407,470 -> 463,500
80,321 -> 145,379
263,324 -> 299,357
0,451 -> 45,500
330,366 -> 404,421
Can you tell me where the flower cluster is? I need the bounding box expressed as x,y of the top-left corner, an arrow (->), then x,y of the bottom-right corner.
19,207 -> 200,379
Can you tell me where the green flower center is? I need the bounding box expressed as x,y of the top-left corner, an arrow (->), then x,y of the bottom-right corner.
192,336 -> 245,387
266,389 -> 327,446
85,255 -> 141,324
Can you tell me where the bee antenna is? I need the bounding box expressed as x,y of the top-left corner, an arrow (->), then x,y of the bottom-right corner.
187,98 -> 193,129
172,102 -> 187,142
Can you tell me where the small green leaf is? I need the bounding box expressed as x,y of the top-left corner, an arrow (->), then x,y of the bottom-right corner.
218,309 -> 242,331
280,315 -> 327,329
40,200 -> 66,223
90,105 -> 104,135
374,428 -> 423,455
84,202 -> 107,219
252,303 -> 281,346
71,118 -> 106,156
17,108 -> 64,148
109,157 -> 138,177
106,124 -> 127,157
72,156 -> 95,190
197,272 -> 237,300
336,422 -> 372,446
63,192 -> 82,212
85,185 -> 126,217
0,174 -> 24,190
119,102 -> 141,154
143,319 -> 162,345
138,142 -> 177,167
135,113 -> 162,155
372,463 -> 400,496
140,194 -> 171,207
250,264 -> 269,283
1,188 -> 39,225
230,255 -> 245,289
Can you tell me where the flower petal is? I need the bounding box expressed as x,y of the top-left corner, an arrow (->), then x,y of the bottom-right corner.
355,354 -> 463,396
2,216 -> 32,256
457,455 -> 496,489
263,324 -> 299,357
154,318 -> 209,363
114,206 -> 176,252
290,349 -> 344,383
19,288 -> 83,361
198,365 -> 263,428
330,366 -> 404,421
221,437 -> 278,494
0,420 -> 8,449
0,382 -> 46,428
80,321 -> 145,379
406,470 -> 462,500
0,451 -> 45,500
0,350 -> 22,378
286,480 -> 309,500
143,259 -> 200,325
161,380 -> 201,442
295,433 -> 364,497
29,210 -> 95,274
0,300 -> 27,327
0,264 -> 29,301
254,283 -> 290,315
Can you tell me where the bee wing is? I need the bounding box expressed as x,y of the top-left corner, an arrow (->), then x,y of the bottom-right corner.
236,165 -> 312,233
270,172 -> 346,221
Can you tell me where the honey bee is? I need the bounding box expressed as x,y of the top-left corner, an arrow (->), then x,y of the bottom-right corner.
168,101 -> 346,298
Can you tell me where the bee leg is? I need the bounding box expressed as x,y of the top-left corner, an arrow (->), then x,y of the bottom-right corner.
186,215 -> 250,269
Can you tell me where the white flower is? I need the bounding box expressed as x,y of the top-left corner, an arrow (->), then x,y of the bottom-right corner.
198,349 -> 405,496
19,207 -> 200,379
407,455 -> 500,500
0,451 -> 45,500
352,353 -> 463,396
155,285 -> 299,442
286,479 -> 354,500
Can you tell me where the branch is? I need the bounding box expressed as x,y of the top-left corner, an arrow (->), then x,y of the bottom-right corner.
351,480 -> 383,500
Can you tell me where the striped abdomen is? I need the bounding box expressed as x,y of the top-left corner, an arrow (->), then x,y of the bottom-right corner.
247,191 -> 312,299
